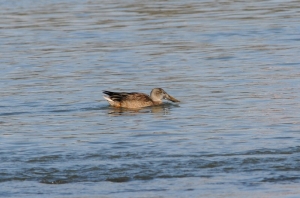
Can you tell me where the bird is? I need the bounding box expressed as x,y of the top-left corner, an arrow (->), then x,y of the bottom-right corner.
103,88 -> 180,109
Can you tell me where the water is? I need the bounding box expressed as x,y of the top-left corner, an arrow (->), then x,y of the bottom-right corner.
1,0 -> 300,197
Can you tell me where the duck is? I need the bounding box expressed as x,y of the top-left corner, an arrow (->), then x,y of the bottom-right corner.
103,88 -> 180,109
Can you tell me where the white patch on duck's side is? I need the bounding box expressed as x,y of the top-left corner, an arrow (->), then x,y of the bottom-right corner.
103,96 -> 114,105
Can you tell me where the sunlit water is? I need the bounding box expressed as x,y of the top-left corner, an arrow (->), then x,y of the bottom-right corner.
1,0 -> 300,197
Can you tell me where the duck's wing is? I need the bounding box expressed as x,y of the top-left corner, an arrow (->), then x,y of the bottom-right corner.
124,92 -> 153,102
103,91 -> 131,102
103,91 -> 151,102
103,91 -> 153,108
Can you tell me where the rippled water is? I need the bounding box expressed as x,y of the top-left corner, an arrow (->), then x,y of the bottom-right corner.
1,0 -> 300,197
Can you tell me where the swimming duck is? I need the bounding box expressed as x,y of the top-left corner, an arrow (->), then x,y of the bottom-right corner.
103,88 -> 180,109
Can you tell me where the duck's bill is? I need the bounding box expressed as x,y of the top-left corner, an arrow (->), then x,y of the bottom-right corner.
165,94 -> 180,102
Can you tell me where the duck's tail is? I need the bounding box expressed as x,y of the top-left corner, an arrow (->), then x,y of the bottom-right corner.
103,91 -> 116,106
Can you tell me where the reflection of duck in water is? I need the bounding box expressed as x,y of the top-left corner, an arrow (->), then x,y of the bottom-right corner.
103,88 -> 180,109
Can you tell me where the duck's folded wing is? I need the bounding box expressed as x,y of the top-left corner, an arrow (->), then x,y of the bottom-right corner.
103,91 -> 152,102
103,91 -> 143,102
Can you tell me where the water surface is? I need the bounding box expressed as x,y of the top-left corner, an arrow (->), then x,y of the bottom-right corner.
1,0 -> 300,197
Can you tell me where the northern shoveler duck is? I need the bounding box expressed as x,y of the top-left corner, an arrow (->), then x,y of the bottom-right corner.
103,88 -> 180,109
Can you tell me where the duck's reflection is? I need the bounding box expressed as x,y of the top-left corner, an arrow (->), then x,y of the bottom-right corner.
106,103 -> 179,116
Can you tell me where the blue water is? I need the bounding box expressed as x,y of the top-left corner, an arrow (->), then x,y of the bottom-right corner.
1,0 -> 300,197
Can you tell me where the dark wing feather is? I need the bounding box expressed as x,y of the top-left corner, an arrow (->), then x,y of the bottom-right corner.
103,91 -> 148,102
124,93 -> 152,102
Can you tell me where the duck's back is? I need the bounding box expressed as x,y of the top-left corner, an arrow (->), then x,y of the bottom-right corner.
103,91 -> 155,108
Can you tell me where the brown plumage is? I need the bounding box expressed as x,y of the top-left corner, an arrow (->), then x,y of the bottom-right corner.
103,88 -> 180,109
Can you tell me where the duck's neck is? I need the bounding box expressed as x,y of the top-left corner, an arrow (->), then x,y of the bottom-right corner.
152,100 -> 162,105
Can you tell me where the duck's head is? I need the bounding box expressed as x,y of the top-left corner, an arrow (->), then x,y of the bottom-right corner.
150,88 -> 180,102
